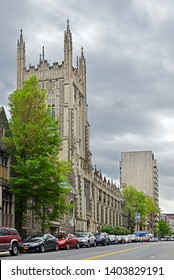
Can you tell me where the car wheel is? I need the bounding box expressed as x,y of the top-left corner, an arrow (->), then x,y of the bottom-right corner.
76,242 -> 80,249
40,244 -> 45,253
66,243 -> 70,250
55,243 -> 59,251
10,243 -> 19,256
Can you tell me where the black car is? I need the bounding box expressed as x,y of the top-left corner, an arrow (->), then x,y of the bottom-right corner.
94,232 -> 110,246
20,233 -> 59,253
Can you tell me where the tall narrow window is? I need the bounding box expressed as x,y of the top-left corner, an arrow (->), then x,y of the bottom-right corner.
47,89 -> 55,120
52,104 -> 55,120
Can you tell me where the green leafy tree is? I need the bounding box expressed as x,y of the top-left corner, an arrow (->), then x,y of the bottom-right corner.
4,75 -> 73,232
158,219 -> 172,237
122,186 -> 145,232
144,196 -> 160,234
122,185 -> 159,233
145,196 -> 159,215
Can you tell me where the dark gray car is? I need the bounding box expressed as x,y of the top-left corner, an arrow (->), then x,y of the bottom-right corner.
94,232 -> 111,246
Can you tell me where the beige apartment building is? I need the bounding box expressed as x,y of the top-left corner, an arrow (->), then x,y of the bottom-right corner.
120,151 -> 159,233
16,21 -> 123,234
120,151 -> 159,205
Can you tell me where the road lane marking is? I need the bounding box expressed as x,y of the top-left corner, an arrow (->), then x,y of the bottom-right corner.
82,244 -> 153,260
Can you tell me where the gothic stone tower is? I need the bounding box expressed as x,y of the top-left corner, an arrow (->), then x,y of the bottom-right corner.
17,21 -> 123,233
17,21 -> 94,232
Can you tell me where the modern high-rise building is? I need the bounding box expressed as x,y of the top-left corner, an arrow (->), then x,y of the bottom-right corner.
120,151 -> 159,206
16,21 -> 123,234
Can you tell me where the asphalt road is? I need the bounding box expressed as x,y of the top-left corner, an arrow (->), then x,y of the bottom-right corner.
1,241 -> 174,260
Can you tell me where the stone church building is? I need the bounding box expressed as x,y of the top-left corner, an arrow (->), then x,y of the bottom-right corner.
0,107 -> 15,228
17,21 -> 123,234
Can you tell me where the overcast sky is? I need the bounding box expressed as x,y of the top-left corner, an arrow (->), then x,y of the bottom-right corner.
1,0 -> 174,213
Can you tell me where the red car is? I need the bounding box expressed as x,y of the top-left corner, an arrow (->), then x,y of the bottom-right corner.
56,233 -> 80,250
0,227 -> 22,256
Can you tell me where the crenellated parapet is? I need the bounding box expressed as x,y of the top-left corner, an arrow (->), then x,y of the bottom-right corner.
17,21 -> 85,87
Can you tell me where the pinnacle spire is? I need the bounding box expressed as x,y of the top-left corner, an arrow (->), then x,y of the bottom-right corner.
17,28 -> 26,89
20,29 -> 23,42
42,46 -> 45,61
76,56 -> 79,72
81,47 -> 84,58
66,19 -> 70,31
64,19 -> 72,68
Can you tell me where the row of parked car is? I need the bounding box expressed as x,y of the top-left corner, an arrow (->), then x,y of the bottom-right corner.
0,226 -> 159,256
160,235 -> 174,241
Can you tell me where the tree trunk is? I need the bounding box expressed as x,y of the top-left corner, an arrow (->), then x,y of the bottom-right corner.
15,196 -> 25,236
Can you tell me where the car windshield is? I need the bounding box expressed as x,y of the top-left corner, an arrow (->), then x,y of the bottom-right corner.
26,234 -> 44,241
94,233 -> 103,237
57,235 -> 67,239
76,233 -> 87,237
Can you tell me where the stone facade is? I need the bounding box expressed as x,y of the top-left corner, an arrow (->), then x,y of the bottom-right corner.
16,21 -> 123,234
0,107 -> 15,227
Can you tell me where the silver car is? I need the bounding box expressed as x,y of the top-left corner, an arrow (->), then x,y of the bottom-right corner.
108,235 -> 119,244
128,234 -> 139,242
76,232 -> 96,247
